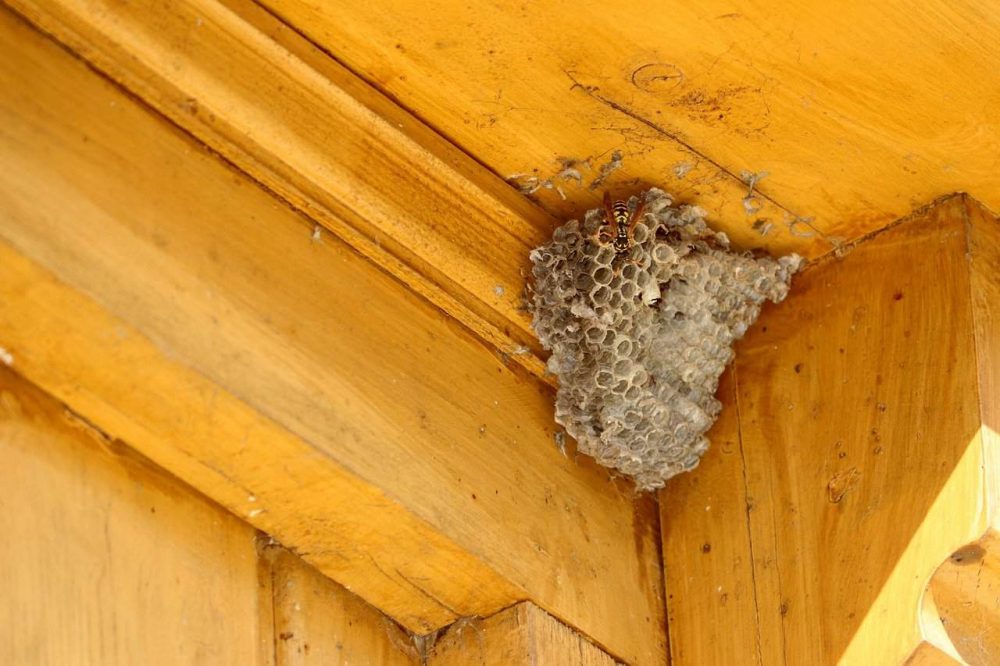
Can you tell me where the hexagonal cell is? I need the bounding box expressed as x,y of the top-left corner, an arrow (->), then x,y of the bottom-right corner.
529,188 -> 801,491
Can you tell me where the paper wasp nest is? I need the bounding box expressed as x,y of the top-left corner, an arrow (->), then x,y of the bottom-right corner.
529,189 -> 801,490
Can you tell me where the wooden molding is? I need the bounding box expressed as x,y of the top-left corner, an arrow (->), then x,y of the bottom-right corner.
6,0 -> 555,381
427,602 -> 617,665
661,194 -> 998,664
0,9 -> 665,664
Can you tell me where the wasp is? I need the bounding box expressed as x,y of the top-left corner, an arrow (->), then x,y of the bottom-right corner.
593,191 -> 648,254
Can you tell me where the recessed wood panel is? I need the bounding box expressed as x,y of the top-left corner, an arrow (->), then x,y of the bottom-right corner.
268,548 -> 419,666
0,367 -> 270,666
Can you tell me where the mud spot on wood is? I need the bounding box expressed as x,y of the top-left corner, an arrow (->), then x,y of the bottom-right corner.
949,543 -> 986,565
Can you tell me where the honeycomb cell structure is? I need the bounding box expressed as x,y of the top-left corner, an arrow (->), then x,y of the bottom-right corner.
528,188 -> 802,490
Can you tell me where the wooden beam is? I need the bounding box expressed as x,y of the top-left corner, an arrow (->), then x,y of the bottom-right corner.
0,10 -> 665,664
427,603 -> 616,666
245,0 -> 1000,254
660,195 -> 997,664
6,0 -> 553,381
0,366 -> 272,665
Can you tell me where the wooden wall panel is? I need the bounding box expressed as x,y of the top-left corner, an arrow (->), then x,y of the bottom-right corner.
660,195 -> 996,665
734,196 -> 987,664
660,371 -> 760,664
0,9 -> 665,664
0,366 -> 272,666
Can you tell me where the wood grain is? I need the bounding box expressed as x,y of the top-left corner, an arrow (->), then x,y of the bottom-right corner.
6,0 -> 553,380
0,366 -> 270,666
256,0 -> 999,256
267,547 -> 419,666
659,196 -> 992,664
659,370 -> 761,665
0,10 -> 665,664
428,603 -> 617,666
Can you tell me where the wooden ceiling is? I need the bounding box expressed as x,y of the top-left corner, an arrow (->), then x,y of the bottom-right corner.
261,0 -> 1000,257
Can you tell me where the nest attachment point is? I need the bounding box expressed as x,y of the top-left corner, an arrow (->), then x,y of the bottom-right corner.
528,188 -> 801,490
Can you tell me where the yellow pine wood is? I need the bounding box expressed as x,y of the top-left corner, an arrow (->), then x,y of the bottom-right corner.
659,196 -> 993,664
268,547 -> 419,666
427,602 -> 617,666
930,530 -> 1000,665
734,196 -> 988,664
257,0 -> 999,257
0,366 -> 271,666
0,10 -> 665,664
659,371 -> 761,665
255,0 -> 806,256
7,0 -> 553,380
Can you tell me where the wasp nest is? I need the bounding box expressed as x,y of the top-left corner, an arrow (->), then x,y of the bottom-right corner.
529,188 -> 802,490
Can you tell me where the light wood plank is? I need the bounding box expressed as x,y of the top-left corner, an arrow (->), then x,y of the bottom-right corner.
428,603 -> 617,666
0,366 -> 269,666
268,547 -> 419,666
0,10 -> 665,664
255,0 -> 999,256
659,370 -> 761,665
7,0 -> 552,381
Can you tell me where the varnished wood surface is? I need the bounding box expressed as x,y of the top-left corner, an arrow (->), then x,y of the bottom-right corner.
660,371 -> 760,665
0,8 -> 665,664
661,195 -> 995,664
258,0 -> 1000,258
268,547 -> 419,666
0,366 -> 272,666
7,0 -> 552,380
735,196 -> 986,664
